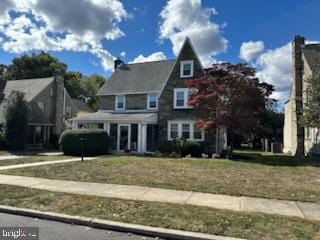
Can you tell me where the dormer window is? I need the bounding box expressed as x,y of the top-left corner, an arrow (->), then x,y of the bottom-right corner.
147,94 -> 158,110
115,95 -> 125,110
180,60 -> 194,78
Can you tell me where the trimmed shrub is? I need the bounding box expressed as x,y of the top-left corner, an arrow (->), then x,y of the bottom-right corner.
157,138 -> 203,158
157,140 -> 175,154
59,129 -> 109,156
180,141 -> 203,158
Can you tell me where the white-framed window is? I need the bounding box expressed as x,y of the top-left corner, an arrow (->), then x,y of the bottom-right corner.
147,94 -> 158,110
65,106 -> 72,118
182,123 -> 190,139
180,60 -> 194,78
170,123 -> 178,139
168,121 -> 204,141
115,95 -> 125,110
174,88 -> 191,109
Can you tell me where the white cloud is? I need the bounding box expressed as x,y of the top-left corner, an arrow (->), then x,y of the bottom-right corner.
120,51 -> 126,57
0,0 -> 128,72
129,52 -> 167,63
0,0 -> 14,23
159,0 -> 228,68
255,43 -> 292,101
239,41 -> 265,61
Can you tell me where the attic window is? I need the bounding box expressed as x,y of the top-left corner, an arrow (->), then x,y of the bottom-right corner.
115,95 -> 125,110
180,60 -> 194,78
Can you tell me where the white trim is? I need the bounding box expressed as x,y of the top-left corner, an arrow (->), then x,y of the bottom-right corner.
98,109 -> 157,113
98,91 -> 159,96
167,121 -> 204,141
115,95 -> 125,111
141,124 -> 147,152
147,94 -> 158,110
173,88 -> 191,109
180,60 -> 194,78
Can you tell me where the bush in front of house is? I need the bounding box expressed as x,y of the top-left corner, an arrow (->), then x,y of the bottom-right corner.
157,138 -> 203,157
180,141 -> 203,158
157,140 -> 175,154
59,129 -> 109,156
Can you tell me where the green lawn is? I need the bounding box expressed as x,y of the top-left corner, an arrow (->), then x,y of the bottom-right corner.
0,184 -> 319,240
0,155 -> 75,166
3,151 -> 320,203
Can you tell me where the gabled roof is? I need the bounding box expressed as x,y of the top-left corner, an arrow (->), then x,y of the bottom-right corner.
72,99 -> 93,113
3,77 -> 54,102
97,60 -> 176,96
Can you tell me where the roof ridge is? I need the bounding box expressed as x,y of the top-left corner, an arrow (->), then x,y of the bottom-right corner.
5,76 -> 54,82
126,59 -> 176,65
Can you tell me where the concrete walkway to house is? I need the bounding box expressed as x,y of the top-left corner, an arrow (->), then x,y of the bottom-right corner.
0,158 -> 96,171
0,174 -> 319,221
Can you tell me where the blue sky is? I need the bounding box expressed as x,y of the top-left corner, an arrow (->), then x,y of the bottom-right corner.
0,0 -> 320,102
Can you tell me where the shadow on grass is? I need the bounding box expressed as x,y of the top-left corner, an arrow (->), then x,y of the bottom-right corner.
230,151 -> 320,167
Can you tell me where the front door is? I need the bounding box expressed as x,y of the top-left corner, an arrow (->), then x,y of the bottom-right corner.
118,124 -> 130,150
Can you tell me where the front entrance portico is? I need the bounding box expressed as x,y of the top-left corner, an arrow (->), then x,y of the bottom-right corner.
71,112 -> 157,153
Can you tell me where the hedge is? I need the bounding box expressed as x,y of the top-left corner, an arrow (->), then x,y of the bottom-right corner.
157,138 -> 204,157
59,129 -> 109,156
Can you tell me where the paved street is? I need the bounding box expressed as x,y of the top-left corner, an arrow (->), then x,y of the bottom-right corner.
0,213 -> 159,240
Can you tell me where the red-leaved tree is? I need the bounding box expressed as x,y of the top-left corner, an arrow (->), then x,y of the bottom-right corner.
186,63 -> 274,156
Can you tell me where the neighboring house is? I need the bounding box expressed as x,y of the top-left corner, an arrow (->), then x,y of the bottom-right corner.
0,74 -> 92,145
283,35 -> 320,155
71,38 -> 227,153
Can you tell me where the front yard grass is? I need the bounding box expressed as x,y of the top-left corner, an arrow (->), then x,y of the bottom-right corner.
2,150 -> 320,203
0,184 -> 319,240
0,155 -> 75,167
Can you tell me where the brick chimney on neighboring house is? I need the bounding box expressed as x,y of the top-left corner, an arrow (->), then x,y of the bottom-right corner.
292,35 -> 305,156
114,59 -> 124,71
53,70 -> 65,136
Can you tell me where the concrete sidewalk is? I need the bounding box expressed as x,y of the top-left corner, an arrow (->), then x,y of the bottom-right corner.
0,155 -> 24,161
0,158 -> 96,170
0,174 -> 319,221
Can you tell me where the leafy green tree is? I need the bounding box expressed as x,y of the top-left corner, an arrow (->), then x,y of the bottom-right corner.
81,74 -> 105,110
5,92 -> 29,150
65,72 -> 105,110
64,71 -> 84,98
1,52 -> 67,80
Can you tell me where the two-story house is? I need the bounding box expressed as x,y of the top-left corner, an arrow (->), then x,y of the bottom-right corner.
0,74 -> 93,146
71,38 -> 227,153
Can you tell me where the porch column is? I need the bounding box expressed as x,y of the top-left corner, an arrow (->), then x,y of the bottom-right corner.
72,121 -> 78,129
138,123 -> 142,152
104,122 -> 109,134
141,124 -> 147,152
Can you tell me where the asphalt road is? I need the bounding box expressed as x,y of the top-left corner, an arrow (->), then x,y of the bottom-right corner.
0,212 -> 161,240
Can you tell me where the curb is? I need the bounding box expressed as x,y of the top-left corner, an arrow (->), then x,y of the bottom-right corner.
0,205 -> 244,240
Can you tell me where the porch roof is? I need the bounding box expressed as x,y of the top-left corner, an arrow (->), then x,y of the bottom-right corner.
71,112 -> 158,124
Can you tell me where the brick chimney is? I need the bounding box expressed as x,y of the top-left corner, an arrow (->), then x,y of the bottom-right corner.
114,59 -> 124,71
292,35 -> 305,156
53,70 -> 65,136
